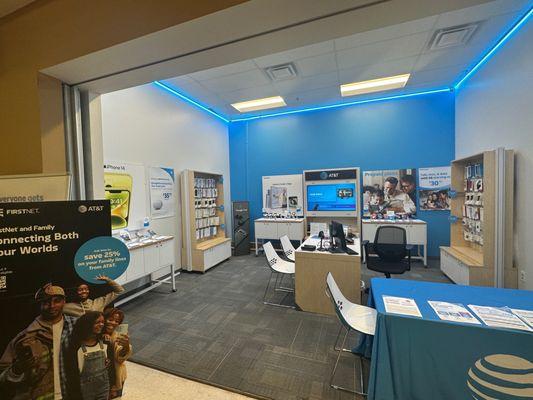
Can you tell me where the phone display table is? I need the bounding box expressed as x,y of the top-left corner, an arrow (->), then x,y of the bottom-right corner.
362,219 -> 427,266
115,236 -> 177,306
295,237 -> 361,315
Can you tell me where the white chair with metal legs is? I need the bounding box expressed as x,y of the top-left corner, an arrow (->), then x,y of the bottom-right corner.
325,272 -> 377,396
280,235 -> 296,262
262,241 -> 295,308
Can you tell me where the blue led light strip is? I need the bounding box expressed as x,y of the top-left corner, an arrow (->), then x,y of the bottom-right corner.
231,88 -> 452,122
153,81 -> 230,123
455,7 -> 533,89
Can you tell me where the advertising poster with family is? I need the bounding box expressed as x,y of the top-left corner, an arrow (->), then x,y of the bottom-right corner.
0,201 -> 132,400
418,166 -> 451,211
362,169 -> 417,217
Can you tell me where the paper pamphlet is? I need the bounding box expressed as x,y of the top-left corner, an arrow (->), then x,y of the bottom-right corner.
510,309 -> 533,328
383,296 -> 422,317
468,305 -> 533,332
428,301 -> 480,324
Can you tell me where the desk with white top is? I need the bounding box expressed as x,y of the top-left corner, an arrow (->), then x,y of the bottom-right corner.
254,217 -> 306,255
362,219 -> 427,266
295,237 -> 361,316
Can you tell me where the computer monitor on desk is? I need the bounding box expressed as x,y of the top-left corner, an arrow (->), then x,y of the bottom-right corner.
329,221 -> 357,255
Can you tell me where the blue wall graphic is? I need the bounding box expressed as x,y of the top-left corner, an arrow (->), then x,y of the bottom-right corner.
229,92 -> 455,257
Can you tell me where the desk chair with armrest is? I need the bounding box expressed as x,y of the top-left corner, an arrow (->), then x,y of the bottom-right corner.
363,225 -> 412,278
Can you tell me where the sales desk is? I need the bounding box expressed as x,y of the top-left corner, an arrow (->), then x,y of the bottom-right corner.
295,237 -> 361,316
362,218 -> 427,266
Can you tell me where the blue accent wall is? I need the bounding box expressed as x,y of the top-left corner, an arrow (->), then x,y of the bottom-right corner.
229,92 -> 455,257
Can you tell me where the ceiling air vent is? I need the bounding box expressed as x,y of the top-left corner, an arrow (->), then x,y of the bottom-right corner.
264,63 -> 298,81
428,22 -> 480,51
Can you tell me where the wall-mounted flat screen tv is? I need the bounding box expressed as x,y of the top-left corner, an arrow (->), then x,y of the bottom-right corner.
306,183 -> 356,212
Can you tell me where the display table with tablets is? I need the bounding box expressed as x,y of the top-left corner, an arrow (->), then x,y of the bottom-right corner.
294,236 -> 361,315
365,278 -> 533,400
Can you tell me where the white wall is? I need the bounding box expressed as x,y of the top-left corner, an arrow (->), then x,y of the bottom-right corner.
100,83 -> 231,269
456,21 -> 533,290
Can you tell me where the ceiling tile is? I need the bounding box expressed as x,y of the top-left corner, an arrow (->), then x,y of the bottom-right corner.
160,77 -> 221,101
201,69 -> 270,93
253,41 -> 334,68
469,11 -> 521,46
188,60 -> 257,81
408,65 -> 465,86
338,56 -> 417,85
335,31 -> 430,70
414,42 -> 487,72
218,84 -> 278,103
334,15 -> 438,51
273,71 -> 339,95
294,53 -> 338,77
283,86 -> 340,107
434,0 -> 528,30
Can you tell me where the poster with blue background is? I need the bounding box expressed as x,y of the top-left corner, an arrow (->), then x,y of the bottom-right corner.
418,166 -> 451,210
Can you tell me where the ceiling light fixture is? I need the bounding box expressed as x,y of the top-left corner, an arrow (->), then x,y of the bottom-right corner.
232,87 -> 451,122
231,96 -> 287,113
340,74 -> 410,97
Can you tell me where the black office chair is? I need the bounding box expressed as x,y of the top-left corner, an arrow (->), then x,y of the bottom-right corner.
363,226 -> 412,278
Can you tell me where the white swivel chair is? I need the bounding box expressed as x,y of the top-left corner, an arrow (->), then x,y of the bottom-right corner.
325,272 -> 377,396
280,235 -> 296,262
262,241 -> 295,308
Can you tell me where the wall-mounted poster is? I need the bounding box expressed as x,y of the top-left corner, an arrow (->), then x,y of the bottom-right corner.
362,169 -> 417,216
262,174 -> 303,216
149,167 -> 176,219
418,166 -> 451,211
104,161 -> 147,230
0,201 -> 133,400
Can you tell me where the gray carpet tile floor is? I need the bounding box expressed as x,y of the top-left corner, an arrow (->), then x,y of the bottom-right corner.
120,253 -> 451,400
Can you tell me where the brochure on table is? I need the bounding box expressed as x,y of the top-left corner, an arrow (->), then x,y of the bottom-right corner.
428,301 -> 480,324
468,305 -> 532,332
149,166 -> 176,219
418,166 -> 451,211
383,296 -> 422,317
262,174 -> 303,216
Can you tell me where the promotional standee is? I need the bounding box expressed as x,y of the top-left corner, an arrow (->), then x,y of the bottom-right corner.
418,167 -> 451,211
149,166 -> 176,219
0,201 -> 132,400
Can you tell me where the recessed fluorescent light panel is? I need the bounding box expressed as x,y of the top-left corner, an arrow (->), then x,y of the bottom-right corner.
231,96 -> 286,113
341,74 -> 410,97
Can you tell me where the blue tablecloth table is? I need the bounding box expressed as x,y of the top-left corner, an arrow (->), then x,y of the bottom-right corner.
367,278 -> 533,400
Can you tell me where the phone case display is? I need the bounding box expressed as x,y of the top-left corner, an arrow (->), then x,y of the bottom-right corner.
462,162 -> 484,245
441,149 -> 515,288
181,170 -> 231,272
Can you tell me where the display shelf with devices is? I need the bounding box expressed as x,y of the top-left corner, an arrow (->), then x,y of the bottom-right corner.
440,148 -> 515,288
181,170 -> 231,272
303,168 -> 361,249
